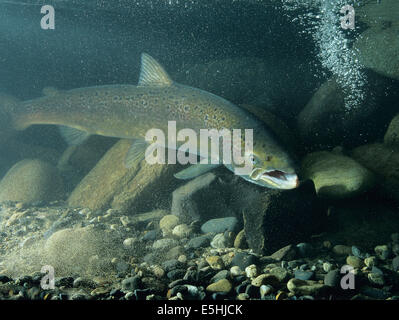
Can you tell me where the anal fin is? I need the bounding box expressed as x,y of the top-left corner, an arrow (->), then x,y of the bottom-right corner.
125,140 -> 148,168
59,126 -> 90,145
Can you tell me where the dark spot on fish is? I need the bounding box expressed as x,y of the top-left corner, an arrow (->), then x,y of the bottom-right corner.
184,106 -> 189,112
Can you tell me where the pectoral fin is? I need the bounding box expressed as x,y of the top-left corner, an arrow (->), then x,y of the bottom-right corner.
59,126 -> 90,145
125,140 -> 148,168
174,163 -> 220,180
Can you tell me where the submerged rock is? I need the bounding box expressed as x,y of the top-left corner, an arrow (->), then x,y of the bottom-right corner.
351,143 -> 399,202
57,135 -> 117,190
239,180 -> 325,255
43,226 -> 123,276
201,217 -> 240,234
171,172 -> 217,222
354,25 -> 399,80
357,0 -> 399,28
297,78 -> 345,149
384,114 -> 399,147
287,278 -> 329,297
301,151 -> 375,199
68,139 -> 179,212
0,159 -> 64,203
296,76 -> 394,151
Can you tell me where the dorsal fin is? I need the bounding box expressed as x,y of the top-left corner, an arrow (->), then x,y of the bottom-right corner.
138,53 -> 173,87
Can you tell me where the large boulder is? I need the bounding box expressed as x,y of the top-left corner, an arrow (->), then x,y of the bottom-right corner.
297,78 -> 344,144
357,0 -> 399,29
57,135 -> 117,191
384,113 -> 399,147
0,159 -> 65,203
296,77 -> 396,151
235,180 -> 325,255
351,143 -> 399,202
68,139 -> 181,212
354,25 -> 399,80
301,151 -> 375,199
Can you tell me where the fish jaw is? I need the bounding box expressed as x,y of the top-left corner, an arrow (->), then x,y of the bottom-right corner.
243,167 -> 299,189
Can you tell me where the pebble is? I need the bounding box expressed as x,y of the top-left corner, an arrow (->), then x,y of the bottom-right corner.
150,265 -> 165,279
152,238 -> 178,250
172,224 -> 192,238
123,237 -> 137,249
230,266 -> 244,277
245,264 -> 258,279
237,293 -> 249,300
324,269 -> 340,287
364,256 -> 377,268
210,232 -> 234,249
286,278 -> 328,297
368,273 -> 386,289
186,235 -> 211,249
210,270 -> 230,283
177,255 -> 187,264
392,256 -> 399,271
332,245 -> 352,256
269,267 -> 288,282
122,276 -> 141,291
322,262 -> 333,273
162,259 -> 184,272
206,279 -> 232,293
374,245 -> 390,260
142,229 -> 159,241
231,252 -> 258,270
234,230 -> 247,249
259,284 -> 273,298
166,246 -> 185,260
166,269 -> 186,281
294,270 -> 314,281
251,274 -> 279,287
270,244 -> 296,261
206,256 -> 225,270
346,255 -> 364,269
159,215 -> 180,233
201,217 -> 240,234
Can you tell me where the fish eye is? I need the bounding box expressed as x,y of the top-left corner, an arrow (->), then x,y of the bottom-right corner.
266,155 -> 272,162
249,154 -> 258,164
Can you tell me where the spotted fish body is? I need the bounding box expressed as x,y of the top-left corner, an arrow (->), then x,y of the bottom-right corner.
11,53 -> 299,189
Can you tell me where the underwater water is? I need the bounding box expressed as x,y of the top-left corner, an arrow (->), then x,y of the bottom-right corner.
0,0 -> 398,301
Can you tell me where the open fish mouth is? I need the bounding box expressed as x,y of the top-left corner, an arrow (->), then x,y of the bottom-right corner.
251,168 -> 299,189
